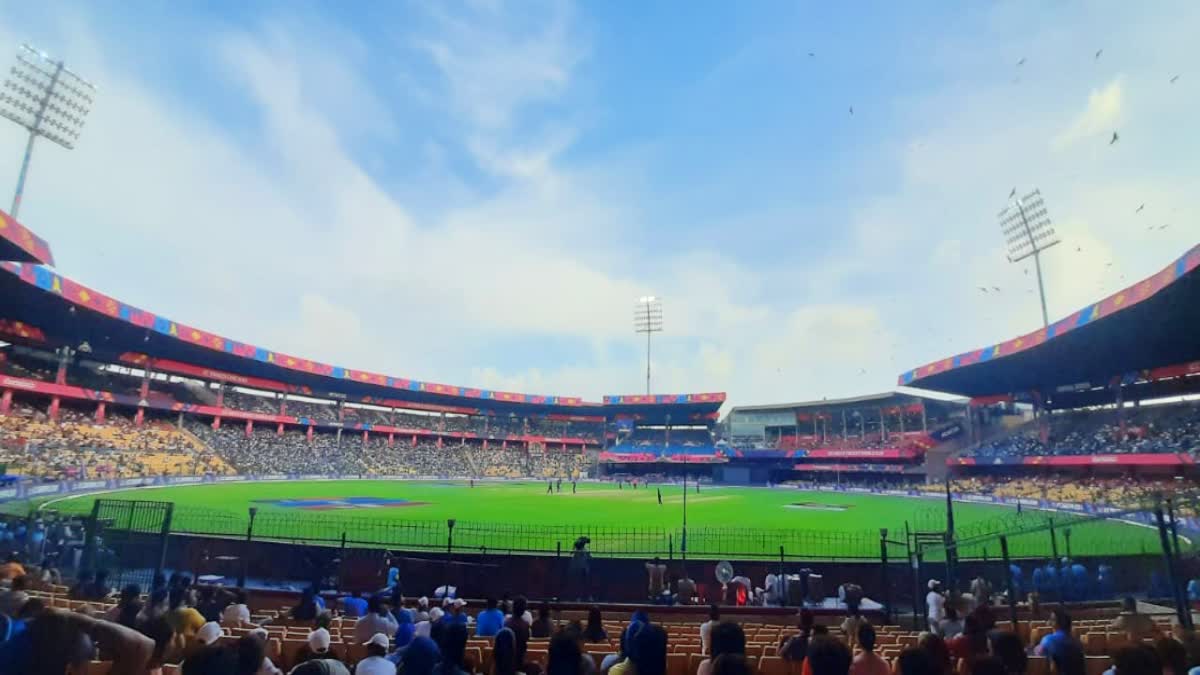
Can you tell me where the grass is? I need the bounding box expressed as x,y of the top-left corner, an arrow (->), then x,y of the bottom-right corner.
29,480 -> 1164,561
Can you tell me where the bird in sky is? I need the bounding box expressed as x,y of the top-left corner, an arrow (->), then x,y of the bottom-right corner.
1135,203 -> 1145,213
1094,49 -> 1103,60
992,286 -> 1001,292
1017,57 -> 1026,66
1110,131 -> 1120,145
978,287 -> 988,293
1076,247 -> 1083,252
1158,224 -> 1170,230
1009,187 -> 1017,199
808,52 -> 815,57
1170,75 -> 1180,84
849,106 -> 854,115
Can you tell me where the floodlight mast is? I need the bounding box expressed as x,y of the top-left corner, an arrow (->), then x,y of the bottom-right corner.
633,296 -> 663,395
0,44 -> 97,218
998,189 -> 1059,329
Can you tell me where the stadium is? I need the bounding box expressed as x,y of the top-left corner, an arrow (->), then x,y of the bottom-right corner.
0,11 -> 1199,675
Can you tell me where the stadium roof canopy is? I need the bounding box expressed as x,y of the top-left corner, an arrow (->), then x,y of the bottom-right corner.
0,212 -> 54,265
898,243 -> 1200,398
0,211 -> 724,420
727,390 -> 963,419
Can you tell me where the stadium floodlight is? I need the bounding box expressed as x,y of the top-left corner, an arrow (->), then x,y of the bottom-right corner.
0,44 -> 97,218
998,188 -> 1059,328
633,296 -> 663,395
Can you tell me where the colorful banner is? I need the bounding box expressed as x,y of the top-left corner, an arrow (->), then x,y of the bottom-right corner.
121,354 -> 295,393
900,243 -> 1200,387
951,453 -> 1196,467
0,319 -> 46,343
603,393 -> 727,405
803,448 -> 920,459
0,209 -> 54,265
0,261 -> 610,410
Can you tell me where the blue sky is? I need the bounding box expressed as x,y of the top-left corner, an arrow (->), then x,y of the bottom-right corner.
0,1 -> 1195,406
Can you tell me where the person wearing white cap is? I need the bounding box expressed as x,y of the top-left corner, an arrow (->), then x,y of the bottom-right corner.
926,579 -> 946,634
196,621 -> 223,646
296,627 -> 341,665
415,597 -> 430,622
356,633 -> 395,675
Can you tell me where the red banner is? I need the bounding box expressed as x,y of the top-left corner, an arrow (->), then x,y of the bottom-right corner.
792,463 -> 907,473
122,354 -> 293,393
1027,453 -> 1195,466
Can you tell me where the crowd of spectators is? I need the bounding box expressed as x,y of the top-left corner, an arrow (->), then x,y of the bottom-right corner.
947,475 -> 1180,509
0,405 -> 231,480
969,403 -> 1200,459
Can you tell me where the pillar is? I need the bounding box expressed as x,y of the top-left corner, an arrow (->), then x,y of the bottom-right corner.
388,433 -> 394,448
437,436 -> 443,449
337,401 -> 345,423
921,403 -> 927,432
95,402 -> 106,423
277,422 -> 284,436
48,396 -> 60,422
483,439 -> 488,450
502,440 -> 507,450
139,369 -> 151,400
307,425 -> 314,442
411,434 -> 417,447
362,430 -> 369,445
213,415 -> 221,429
55,347 -> 70,385
1,389 -> 12,415
135,407 -> 145,426
279,393 -> 288,417
215,383 -> 225,409
245,418 -> 253,438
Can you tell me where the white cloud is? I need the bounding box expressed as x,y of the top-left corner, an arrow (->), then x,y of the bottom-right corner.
1053,79 -> 1124,150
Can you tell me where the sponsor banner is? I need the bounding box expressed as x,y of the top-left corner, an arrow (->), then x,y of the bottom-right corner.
791,463 -> 906,473
259,475 -> 288,481
74,480 -> 107,491
169,476 -> 203,484
27,484 -> 61,496
127,356 -> 293,393
0,488 -> 17,499
215,476 -> 246,482
118,478 -> 155,487
805,448 -> 919,459
930,423 -> 964,442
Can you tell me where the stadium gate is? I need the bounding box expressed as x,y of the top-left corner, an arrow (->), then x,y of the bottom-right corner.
81,499 -> 174,589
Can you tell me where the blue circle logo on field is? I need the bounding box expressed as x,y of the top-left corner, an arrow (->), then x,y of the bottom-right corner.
254,497 -> 430,511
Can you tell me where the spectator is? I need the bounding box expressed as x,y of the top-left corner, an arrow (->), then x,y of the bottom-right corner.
917,633 -> 951,675
436,622 -> 470,675
493,627 -> 518,675
1111,596 -> 1158,641
290,660 -> 351,675
394,607 -> 415,650
850,624 -> 890,675
897,648 -> 936,675
1111,644 -> 1162,675
711,655 -> 751,675
401,636 -> 441,675
532,603 -> 555,639
295,628 -> 340,665
926,581 -> 946,634
139,615 -> 178,675
167,587 -> 207,639
645,558 -> 667,600
780,609 -> 815,662
356,633 -> 395,675
1035,609 -> 1079,661
504,599 -> 532,671
477,598 -> 505,638
547,630 -> 584,675
239,630 -> 282,675
1047,641 -> 1085,675
808,635 -> 852,675
182,644 -> 240,675
341,592 -> 367,619
0,574 -> 30,617
0,553 -> 25,582
612,623 -> 666,675
221,589 -> 252,626
949,615 -> 989,662
701,605 -> 720,655
583,607 -> 607,644
840,602 -> 866,649
355,595 -> 399,644
988,632 -> 1027,675
938,607 -> 963,640
0,608 -> 154,675
196,622 -> 223,647
601,618 -> 643,672
698,622 -> 745,675
107,584 -> 143,628
68,570 -> 94,600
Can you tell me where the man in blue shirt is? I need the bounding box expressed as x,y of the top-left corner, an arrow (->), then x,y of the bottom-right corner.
475,597 -> 505,637
1035,609 -> 1080,660
341,592 -> 368,618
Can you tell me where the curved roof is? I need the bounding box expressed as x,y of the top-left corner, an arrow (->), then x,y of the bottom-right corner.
898,243 -> 1200,397
0,211 -> 53,265
0,259 -> 725,417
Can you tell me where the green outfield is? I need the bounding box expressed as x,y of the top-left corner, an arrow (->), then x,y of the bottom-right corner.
32,480 -> 1164,560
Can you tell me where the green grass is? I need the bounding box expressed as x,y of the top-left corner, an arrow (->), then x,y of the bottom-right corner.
29,480 -> 1164,561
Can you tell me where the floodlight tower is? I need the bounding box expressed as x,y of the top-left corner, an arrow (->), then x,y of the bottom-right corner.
0,44 -> 97,218
633,296 -> 663,395
998,189 -> 1059,328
